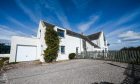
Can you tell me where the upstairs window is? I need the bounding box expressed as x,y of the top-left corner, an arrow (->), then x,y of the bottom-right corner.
57,29 -> 65,37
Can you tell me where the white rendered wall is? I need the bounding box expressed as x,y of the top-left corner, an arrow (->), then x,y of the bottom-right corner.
9,36 -> 40,62
38,22 -> 84,61
37,21 -> 47,62
98,32 -> 108,51
38,21 -> 47,50
54,26 -> 83,61
99,32 -> 104,49
86,42 -> 94,51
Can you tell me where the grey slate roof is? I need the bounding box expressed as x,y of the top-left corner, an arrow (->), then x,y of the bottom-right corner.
42,21 -> 55,27
87,32 -> 102,40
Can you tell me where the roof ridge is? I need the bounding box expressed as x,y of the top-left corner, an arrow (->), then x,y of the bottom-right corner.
87,31 -> 102,36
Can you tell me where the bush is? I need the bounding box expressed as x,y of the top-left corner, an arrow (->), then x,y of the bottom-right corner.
69,53 -> 76,59
0,57 -> 9,69
0,59 -> 4,69
44,24 -> 59,63
2,57 -> 9,61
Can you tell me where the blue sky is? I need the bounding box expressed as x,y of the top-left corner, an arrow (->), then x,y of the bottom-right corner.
0,0 -> 140,50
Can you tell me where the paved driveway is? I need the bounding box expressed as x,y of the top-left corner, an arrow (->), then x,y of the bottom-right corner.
1,59 -> 130,84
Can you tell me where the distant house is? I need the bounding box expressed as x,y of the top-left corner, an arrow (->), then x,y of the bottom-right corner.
9,21 -> 108,62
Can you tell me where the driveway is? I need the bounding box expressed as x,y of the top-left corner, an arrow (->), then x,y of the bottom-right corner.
0,59 -> 134,84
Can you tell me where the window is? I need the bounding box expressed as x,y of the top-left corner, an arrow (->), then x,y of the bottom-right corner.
57,29 -> 65,37
60,46 -> 65,54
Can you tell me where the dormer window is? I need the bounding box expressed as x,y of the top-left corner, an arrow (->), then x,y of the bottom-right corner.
57,29 -> 65,37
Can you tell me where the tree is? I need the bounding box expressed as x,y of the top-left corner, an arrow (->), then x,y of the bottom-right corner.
120,46 -> 140,51
44,25 -> 60,62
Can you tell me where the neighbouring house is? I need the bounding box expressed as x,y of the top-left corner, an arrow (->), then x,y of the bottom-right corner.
9,21 -> 108,62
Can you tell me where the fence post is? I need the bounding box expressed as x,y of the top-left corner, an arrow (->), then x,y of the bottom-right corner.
121,51 -> 124,62
116,51 -> 118,62
133,50 -> 137,64
136,50 -> 140,64
109,51 -> 112,61
124,51 -> 126,63
112,51 -> 114,61
114,51 -> 116,61
107,51 -> 110,61
128,50 -> 132,63
120,51 -> 122,62
110,51 -> 113,61
126,51 -> 129,63
131,50 -> 134,64
118,51 -> 120,62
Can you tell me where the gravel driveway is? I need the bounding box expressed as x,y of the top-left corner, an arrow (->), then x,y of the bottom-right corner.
0,59 -> 131,84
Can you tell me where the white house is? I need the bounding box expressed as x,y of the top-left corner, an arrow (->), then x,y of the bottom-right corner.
9,20 -> 108,62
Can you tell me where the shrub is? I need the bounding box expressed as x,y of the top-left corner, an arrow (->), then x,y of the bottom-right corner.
2,57 -> 9,61
44,24 -> 59,63
69,53 -> 76,59
0,59 -> 4,69
0,57 -> 9,69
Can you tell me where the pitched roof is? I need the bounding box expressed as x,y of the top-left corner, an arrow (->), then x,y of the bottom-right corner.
87,32 -> 102,40
41,21 -> 100,48
41,21 -> 54,27
66,29 -> 81,38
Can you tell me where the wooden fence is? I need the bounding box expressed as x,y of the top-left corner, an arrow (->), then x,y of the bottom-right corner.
76,50 -> 140,64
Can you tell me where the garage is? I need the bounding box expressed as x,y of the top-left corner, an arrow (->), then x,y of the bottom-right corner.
16,45 -> 37,62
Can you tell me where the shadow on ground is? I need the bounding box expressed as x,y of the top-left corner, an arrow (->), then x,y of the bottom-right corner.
91,82 -> 113,84
105,62 -> 140,84
121,63 -> 140,84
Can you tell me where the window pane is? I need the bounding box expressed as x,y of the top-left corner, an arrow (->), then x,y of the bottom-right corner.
61,46 -> 65,54
57,29 -> 64,37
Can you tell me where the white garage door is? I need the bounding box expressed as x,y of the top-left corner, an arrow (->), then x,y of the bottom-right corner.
16,45 -> 37,62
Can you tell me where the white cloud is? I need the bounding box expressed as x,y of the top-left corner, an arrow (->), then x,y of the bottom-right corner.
106,24 -> 138,37
92,8 -> 140,50
0,25 -> 29,40
119,30 -> 140,41
92,21 -> 113,32
15,0 -> 39,24
72,0 -> 90,10
109,39 -> 122,45
7,16 -> 28,29
55,12 -> 71,29
42,0 -> 71,29
78,15 -> 99,32
113,11 -> 140,27
0,11 -> 38,36
114,39 -> 122,44
0,10 -> 35,33
5,16 -> 36,33
94,8 -> 140,34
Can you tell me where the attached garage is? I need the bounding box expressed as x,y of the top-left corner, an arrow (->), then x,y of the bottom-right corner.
16,45 -> 37,62
9,36 -> 42,63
